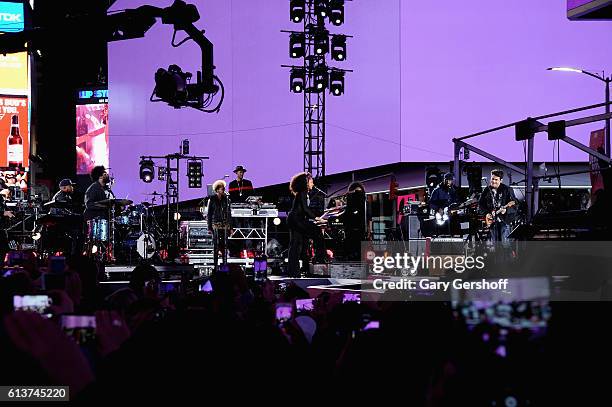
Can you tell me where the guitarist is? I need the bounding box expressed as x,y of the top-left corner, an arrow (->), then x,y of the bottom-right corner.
479,169 -> 516,243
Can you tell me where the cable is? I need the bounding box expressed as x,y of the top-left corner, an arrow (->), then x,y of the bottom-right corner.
110,122 -> 302,138
171,29 -> 192,47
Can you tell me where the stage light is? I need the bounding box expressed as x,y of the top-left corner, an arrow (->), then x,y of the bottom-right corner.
314,67 -> 328,92
290,0 -> 305,23
158,166 -> 167,181
329,0 -> 344,25
290,32 -> 305,58
91,245 -> 98,254
425,167 -> 441,192
315,0 -> 328,18
187,160 -> 203,188
139,158 -> 155,183
273,217 -> 281,226
314,31 -> 329,55
182,139 -> 190,154
331,35 -> 346,61
290,68 -> 306,93
329,70 -> 345,96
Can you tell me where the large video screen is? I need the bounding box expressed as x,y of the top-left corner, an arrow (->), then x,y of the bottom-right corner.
76,103 -> 109,175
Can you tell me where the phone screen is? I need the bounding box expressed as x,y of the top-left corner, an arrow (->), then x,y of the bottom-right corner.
275,303 -> 293,323
363,320 -> 380,331
342,293 -> 361,304
296,298 -> 314,312
61,315 -> 97,345
13,295 -> 52,314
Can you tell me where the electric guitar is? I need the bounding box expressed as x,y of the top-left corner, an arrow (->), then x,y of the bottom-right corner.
485,201 -> 515,226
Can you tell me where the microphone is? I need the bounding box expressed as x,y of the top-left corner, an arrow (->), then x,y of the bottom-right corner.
313,185 -> 328,197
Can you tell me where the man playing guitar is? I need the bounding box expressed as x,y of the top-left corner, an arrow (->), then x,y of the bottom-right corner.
478,169 -> 517,244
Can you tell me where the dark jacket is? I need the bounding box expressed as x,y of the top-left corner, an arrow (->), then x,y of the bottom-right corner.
288,191 -> 317,231
478,183 -> 517,224
343,190 -> 370,232
50,190 -> 75,216
429,184 -> 459,211
84,182 -> 114,220
228,179 -> 254,203
207,194 -> 231,231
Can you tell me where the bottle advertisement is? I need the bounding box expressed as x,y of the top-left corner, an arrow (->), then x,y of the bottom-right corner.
0,95 -> 28,168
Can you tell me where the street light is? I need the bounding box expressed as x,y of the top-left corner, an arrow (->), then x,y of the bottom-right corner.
547,66 -> 612,157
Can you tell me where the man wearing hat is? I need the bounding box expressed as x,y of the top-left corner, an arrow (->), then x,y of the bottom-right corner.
228,165 -> 254,204
429,172 -> 459,213
50,179 -> 77,216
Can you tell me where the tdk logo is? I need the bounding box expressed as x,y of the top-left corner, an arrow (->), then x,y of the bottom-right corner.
0,13 -> 22,23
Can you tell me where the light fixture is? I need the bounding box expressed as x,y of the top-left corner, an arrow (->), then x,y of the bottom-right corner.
331,35 -> 346,61
290,0 -> 305,23
290,68 -> 305,93
547,67 -> 583,74
187,160 -> 203,188
314,67 -> 328,92
329,0 -> 344,26
289,32 -> 305,58
314,0 -> 328,18
329,70 -> 345,96
139,158 -> 155,183
314,31 -> 329,55
273,217 -> 281,226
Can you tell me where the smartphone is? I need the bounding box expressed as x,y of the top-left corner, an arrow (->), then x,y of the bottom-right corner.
362,320 -> 380,331
61,315 -> 97,345
275,303 -> 293,324
342,293 -> 361,304
199,280 -> 213,292
296,298 -> 314,312
13,295 -> 52,315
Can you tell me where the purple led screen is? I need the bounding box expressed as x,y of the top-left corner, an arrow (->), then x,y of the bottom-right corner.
109,0 -> 612,200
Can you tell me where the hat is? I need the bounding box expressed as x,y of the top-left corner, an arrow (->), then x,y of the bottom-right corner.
443,173 -> 455,181
59,179 -> 75,187
233,165 -> 247,173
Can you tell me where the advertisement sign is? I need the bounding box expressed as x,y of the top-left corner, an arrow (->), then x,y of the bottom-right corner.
76,103 -> 109,175
0,1 -> 28,95
0,94 -> 28,168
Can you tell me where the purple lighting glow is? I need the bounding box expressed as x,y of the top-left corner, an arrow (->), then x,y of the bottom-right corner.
109,0 -> 612,200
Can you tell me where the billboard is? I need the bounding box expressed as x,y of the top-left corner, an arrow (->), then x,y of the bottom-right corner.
0,1 -> 28,95
76,103 -> 109,175
0,95 -> 28,168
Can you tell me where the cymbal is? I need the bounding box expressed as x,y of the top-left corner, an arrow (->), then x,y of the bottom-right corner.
93,198 -> 133,208
143,192 -> 163,196
43,200 -> 73,208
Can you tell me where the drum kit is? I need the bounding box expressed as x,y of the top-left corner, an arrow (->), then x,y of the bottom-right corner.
84,197 -> 161,263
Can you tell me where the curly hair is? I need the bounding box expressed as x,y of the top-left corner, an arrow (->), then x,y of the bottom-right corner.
348,181 -> 365,193
212,179 -> 226,192
289,172 -> 311,195
90,165 -> 106,182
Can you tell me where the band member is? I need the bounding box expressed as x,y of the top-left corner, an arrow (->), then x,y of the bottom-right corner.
50,179 -> 76,215
84,166 -> 115,221
343,181 -> 372,260
0,192 -> 14,266
478,169 -> 516,243
207,180 -> 232,271
429,173 -> 459,212
287,172 -> 326,276
228,165 -> 254,203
